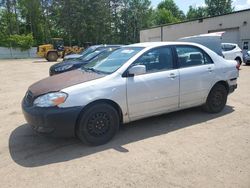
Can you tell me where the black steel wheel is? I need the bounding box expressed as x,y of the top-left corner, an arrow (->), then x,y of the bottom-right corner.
203,84 -> 228,113
77,103 -> 119,145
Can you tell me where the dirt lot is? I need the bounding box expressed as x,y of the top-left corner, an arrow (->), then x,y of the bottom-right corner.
0,58 -> 249,188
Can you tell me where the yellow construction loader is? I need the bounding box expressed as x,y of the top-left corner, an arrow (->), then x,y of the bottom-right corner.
37,38 -> 83,61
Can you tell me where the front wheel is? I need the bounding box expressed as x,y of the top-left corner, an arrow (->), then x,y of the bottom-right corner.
203,84 -> 228,113
77,103 -> 119,145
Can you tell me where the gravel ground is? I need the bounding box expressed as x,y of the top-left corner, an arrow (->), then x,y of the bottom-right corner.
0,58 -> 249,188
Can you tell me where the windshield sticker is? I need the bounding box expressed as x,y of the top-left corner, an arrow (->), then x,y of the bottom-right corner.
121,49 -> 134,54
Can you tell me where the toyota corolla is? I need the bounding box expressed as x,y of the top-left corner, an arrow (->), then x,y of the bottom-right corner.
22,42 -> 239,145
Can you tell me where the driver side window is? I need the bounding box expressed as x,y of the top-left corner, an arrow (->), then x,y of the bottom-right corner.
133,47 -> 174,73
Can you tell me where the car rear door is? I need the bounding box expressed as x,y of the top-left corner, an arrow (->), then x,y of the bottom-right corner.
174,45 -> 215,108
126,46 -> 179,120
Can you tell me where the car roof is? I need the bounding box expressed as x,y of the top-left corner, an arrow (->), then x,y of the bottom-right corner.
83,45 -> 120,51
98,45 -> 123,48
92,44 -> 123,47
127,41 -> 223,57
126,42 -> 200,48
90,45 -> 103,48
127,32 -> 224,56
86,45 -> 122,51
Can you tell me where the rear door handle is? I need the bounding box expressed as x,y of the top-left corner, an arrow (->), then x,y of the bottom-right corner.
168,73 -> 177,79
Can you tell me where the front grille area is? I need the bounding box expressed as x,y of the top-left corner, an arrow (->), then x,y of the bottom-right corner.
25,90 -> 34,105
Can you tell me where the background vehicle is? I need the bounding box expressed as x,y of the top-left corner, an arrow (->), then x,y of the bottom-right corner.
37,38 -> 83,62
221,43 -> 243,65
23,42 -> 239,145
243,43 -> 250,65
64,44 -> 122,60
49,47 -> 120,75
243,51 -> 250,65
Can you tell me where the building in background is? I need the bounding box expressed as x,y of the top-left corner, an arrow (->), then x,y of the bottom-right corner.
140,9 -> 250,50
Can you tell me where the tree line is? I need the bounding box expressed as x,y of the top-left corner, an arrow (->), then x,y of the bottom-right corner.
0,0 -> 234,48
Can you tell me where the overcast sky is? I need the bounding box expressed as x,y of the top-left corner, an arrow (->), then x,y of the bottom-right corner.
151,0 -> 250,13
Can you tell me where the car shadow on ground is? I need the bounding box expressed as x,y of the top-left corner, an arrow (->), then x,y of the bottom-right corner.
9,105 -> 234,167
32,59 -> 61,63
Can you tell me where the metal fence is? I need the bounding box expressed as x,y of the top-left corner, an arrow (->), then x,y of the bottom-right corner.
0,47 -> 37,59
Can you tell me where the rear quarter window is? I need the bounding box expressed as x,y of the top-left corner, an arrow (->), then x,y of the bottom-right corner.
222,44 -> 236,51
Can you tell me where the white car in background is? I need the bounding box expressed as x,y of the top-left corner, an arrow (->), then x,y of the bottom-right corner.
221,43 -> 243,65
243,50 -> 250,65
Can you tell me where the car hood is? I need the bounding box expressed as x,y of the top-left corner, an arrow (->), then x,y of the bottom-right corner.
28,70 -> 105,97
64,54 -> 82,59
52,59 -> 85,69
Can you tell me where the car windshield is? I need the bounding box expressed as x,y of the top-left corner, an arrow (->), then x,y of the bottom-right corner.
82,47 -> 143,74
80,46 -> 98,56
83,48 -> 119,67
79,50 -> 103,61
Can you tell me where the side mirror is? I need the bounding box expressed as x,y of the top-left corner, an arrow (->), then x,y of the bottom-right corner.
128,65 -> 146,76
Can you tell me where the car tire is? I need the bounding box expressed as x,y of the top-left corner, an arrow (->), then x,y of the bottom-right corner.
46,52 -> 58,62
203,84 -> 228,113
235,57 -> 242,65
77,103 -> 119,145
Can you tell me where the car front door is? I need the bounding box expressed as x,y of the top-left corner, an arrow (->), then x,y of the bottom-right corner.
126,46 -> 179,120
175,45 -> 215,108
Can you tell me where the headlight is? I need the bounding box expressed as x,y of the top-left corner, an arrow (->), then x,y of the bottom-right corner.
247,51 -> 250,56
33,92 -> 68,107
55,64 -> 73,72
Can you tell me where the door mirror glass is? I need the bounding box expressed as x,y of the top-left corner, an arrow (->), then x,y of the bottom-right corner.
128,65 -> 146,76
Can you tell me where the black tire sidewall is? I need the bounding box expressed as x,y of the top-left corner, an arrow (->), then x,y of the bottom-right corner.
47,52 -> 58,61
77,103 -> 119,145
206,84 -> 228,113
236,58 -> 242,65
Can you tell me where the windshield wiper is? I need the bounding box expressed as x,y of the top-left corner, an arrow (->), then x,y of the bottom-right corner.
82,67 -> 107,74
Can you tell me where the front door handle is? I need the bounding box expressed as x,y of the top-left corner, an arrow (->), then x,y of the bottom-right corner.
207,67 -> 213,72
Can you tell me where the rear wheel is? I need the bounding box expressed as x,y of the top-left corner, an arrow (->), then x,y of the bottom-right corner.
203,84 -> 228,113
77,103 -> 119,145
46,51 -> 58,62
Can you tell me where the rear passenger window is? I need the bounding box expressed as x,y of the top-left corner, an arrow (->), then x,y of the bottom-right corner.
176,46 -> 213,68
